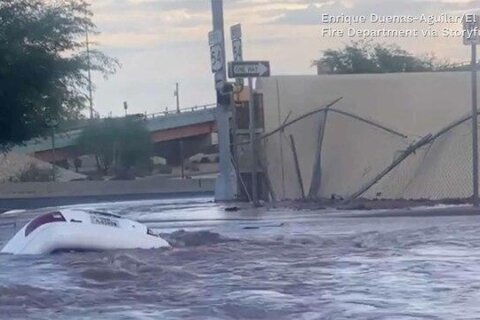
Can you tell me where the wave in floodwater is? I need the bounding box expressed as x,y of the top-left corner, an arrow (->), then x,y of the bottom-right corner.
2,201 -> 480,319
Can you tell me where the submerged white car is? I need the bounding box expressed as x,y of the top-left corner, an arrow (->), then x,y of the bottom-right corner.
1,209 -> 170,255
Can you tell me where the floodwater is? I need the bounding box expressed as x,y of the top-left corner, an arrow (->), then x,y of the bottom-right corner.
1,198 -> 480,319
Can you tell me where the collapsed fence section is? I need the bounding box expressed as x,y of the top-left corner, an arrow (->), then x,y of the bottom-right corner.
261,106 -> 479,201
256,74 -> 480,202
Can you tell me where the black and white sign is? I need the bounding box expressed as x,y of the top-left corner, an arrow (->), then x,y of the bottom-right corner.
463,14 -> 480,45
230,25 -> 242,61
230,24 -> 244,86
210,45 -> 224,73
209,30 -> 224,74
228,61 -> 271,78
232,39 -> 243,63
231,24 -> 242,41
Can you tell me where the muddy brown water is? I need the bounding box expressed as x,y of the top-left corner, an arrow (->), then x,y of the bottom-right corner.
1,199 -> 480,319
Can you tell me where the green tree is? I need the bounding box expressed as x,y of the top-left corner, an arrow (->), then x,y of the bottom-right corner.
77,119 -> 115,174
0,0 -> 118,150
77,118 -> 153,177
313,41 -> 454,75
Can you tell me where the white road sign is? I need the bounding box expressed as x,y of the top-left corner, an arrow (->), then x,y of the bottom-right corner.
231,24 -> 242,41
209,30 -> 225,74
233,39 -> 243,62
230,24 -> 244,86
210,45 -> 224,73
228,61 -> 271,78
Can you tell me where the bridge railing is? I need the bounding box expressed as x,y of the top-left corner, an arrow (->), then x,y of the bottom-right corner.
15,103 -> 218,152
146,103 -> 216,119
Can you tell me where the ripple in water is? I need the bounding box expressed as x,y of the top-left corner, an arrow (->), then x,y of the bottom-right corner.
2,203 -> 480,319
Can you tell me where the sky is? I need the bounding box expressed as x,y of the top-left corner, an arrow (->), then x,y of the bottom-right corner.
88,0 -> 480,117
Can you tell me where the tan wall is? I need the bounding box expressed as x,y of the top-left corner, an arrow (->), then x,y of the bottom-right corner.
257,72 -> 478,200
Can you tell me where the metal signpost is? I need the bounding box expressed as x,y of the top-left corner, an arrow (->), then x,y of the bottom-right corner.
210,0 -> 235,201
229,60 -> 271,206
230,24 -> 243,200
249,76 -> 259,206
464,14 -> 480,207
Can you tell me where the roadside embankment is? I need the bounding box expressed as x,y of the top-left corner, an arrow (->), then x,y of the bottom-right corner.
0,178 -> 215,210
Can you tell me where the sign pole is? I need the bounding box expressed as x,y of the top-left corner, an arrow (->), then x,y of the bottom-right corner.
248,77 -> 259,206
230,24 -> 243,200
472,42 -> 479,207
210,0 -> 235,201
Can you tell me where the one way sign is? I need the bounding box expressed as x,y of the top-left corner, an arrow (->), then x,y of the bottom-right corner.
228,61 -> 271,78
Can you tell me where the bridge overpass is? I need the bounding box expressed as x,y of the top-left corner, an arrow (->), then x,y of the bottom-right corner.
14,105 -> 218,164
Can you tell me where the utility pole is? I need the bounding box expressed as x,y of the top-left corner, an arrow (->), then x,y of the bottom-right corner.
175,83 -> 180,113
123,101 -> 128,117
86,27 -> 94,120
210,0 -> 235,201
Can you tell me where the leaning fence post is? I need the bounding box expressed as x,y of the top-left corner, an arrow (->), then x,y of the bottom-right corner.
289,135 -> 305,200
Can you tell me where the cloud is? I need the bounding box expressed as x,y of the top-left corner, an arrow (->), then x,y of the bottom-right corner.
87,0 -> 478,116
93,0 -> 210,14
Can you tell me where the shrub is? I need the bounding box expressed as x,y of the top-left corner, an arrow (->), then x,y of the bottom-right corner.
14,164 -> 53,182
